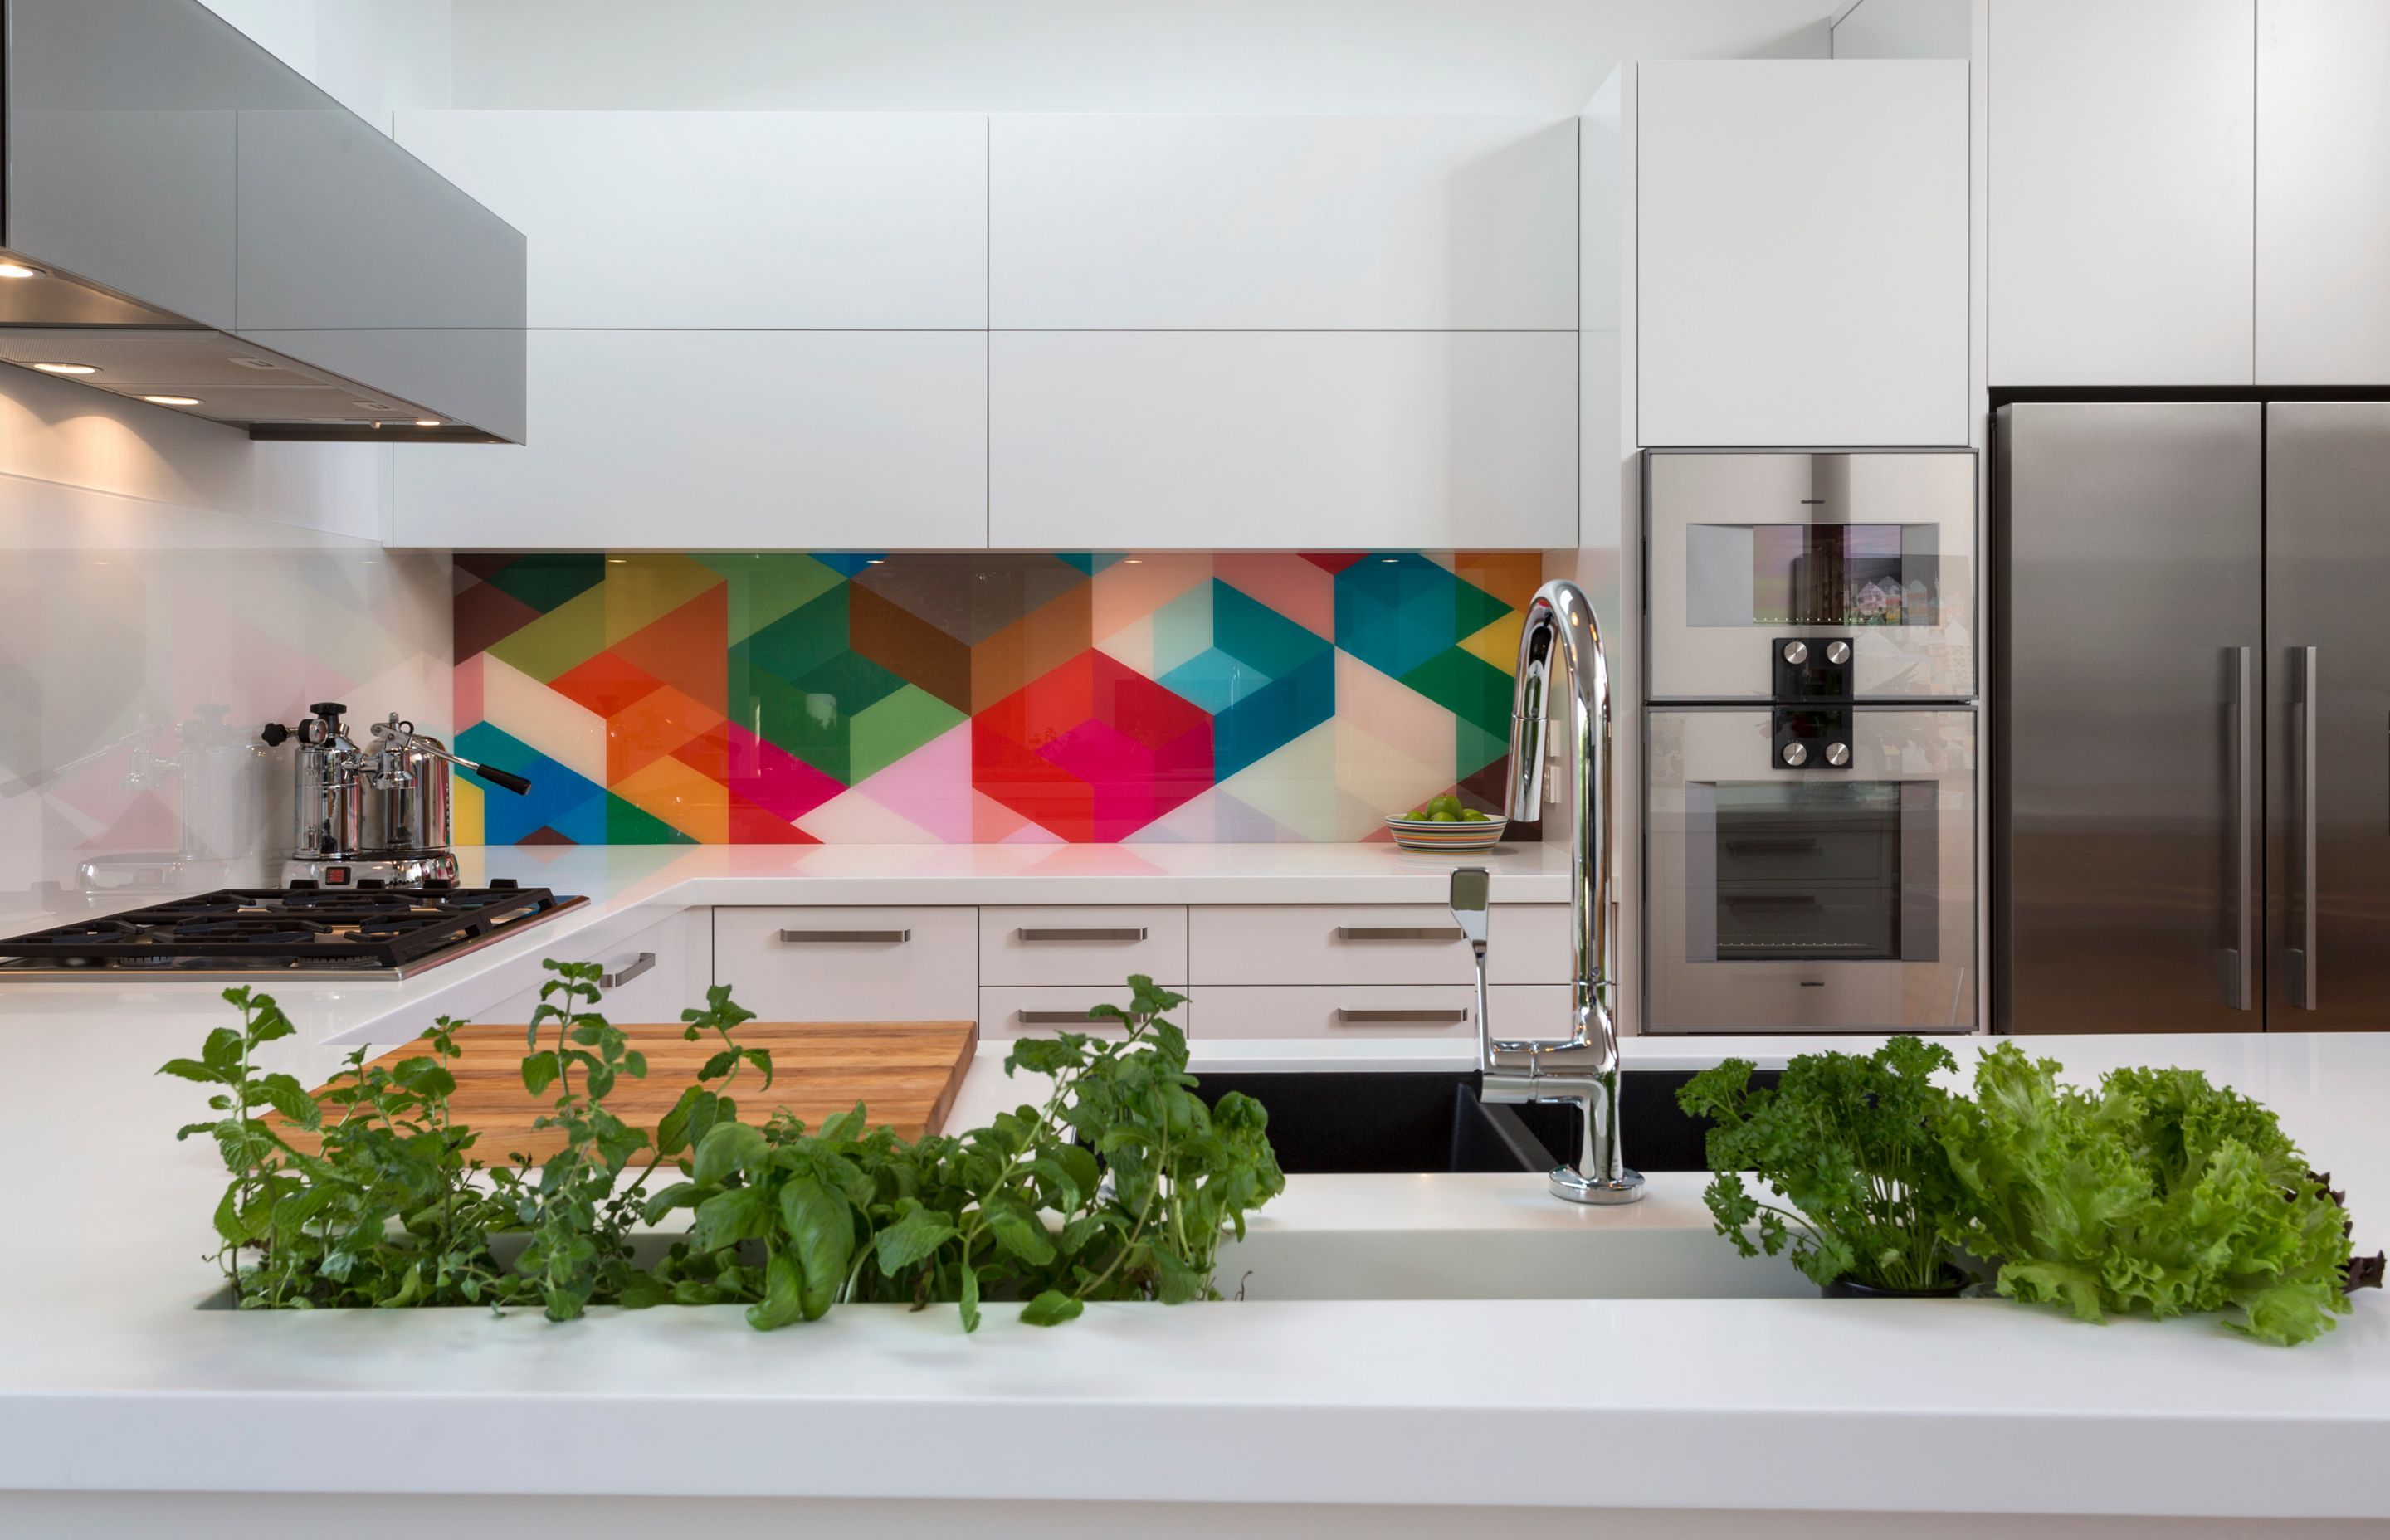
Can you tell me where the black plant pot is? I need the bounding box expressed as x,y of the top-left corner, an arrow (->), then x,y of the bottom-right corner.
1820,1265 -> 1968,1299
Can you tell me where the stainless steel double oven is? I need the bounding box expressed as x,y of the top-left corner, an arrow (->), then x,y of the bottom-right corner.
1643,450 -> 1978,1032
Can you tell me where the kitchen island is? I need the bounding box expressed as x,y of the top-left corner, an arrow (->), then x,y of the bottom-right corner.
0,849 -> 2382,1538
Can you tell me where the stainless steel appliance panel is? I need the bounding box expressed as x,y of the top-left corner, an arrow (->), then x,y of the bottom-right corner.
1996,402 -> 2263,1033
1646,450 -> 1977,702
1647,706 -> 1975,1032
2265,404 -> 2390,1030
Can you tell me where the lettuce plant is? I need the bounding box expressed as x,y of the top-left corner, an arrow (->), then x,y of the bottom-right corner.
1940,1044 -> 2380,1347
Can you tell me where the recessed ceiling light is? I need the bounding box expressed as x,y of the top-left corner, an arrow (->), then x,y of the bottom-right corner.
0,262 -> 48,280
143,395 -> 202,407
32,362 -> 96,375
413,418 -> 441,428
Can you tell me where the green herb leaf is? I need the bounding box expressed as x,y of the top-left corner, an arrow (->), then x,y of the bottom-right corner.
1019,1289 -> 1084,1327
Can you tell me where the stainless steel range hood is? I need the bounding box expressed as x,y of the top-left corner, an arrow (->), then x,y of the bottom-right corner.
0,0 -> 525,442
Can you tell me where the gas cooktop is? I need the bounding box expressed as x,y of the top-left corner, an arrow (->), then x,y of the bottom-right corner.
0,880 -> 588,982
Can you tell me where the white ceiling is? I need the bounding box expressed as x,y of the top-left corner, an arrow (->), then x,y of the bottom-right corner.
446,0 -> 1843,113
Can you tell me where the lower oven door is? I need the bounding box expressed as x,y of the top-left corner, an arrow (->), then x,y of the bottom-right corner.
1646,706 -> 1975,1032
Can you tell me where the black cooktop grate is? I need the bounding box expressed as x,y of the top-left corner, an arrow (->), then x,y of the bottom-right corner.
0,880 -> 578,971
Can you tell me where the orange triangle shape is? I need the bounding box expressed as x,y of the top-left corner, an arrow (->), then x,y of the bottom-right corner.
613,585 -> 729,717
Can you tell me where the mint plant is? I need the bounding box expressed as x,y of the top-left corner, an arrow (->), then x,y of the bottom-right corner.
168,971 -> 1285,1332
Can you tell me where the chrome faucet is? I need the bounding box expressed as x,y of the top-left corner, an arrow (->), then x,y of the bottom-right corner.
1449,578 -> 1643,1205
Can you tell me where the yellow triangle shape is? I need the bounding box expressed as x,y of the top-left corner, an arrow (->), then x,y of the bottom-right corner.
1459,612 -> 1524,672
603,554 -> 729,647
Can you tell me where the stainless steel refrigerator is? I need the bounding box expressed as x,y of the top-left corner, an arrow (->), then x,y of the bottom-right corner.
1994,401 -> 2390,1033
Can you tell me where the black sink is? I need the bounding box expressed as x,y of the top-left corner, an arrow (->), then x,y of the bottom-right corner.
1190,1069 -> 1780,1176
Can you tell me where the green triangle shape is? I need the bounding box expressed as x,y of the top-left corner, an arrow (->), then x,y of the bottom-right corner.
1452,573 -> 1513,641
606,792 -> 697,845
484,554 -> 605,615
851,685 -> 967,785
1400,646 -> 1514,744
1456,717 -> 1510,782
700,553 -> 846,645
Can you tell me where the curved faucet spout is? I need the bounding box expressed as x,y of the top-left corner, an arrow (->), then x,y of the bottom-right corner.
1457,578 -> 1643,1205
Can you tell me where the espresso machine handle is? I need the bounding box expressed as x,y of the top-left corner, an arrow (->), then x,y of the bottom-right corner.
471,762 -> 532,795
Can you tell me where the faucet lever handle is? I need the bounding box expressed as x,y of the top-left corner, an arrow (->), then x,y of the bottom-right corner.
1446,865 -> 1490,949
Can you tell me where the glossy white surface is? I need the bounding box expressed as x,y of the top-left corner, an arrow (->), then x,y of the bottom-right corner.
988,329 -> 1578,550
988,115 -> 1578,329
1636,60 -> 1968,446
0,985 -> 2383,1518
1988,0 -> 2257,385
395,112 -> 989,329
2255,0 -> 2390,384
390,329 -> 989,549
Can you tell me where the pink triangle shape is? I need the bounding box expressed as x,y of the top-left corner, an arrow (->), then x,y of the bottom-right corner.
846,724 -> 973,843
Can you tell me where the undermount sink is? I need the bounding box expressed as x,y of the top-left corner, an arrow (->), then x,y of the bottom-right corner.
1194,1069 -> 1809,1301
1190,1068 -> 1781,1176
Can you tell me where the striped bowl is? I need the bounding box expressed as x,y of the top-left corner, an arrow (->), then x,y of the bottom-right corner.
1383,813 -> 1508,853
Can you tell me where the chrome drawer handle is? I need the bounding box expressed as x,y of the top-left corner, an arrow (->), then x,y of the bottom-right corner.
1017,927 -> 1149,943
778,928 -> 912,943
598,951 -> 656,989
1335,925 -> 1464,942
1017,1009 -> 1110,1025
1334,1008 -> 1470,1025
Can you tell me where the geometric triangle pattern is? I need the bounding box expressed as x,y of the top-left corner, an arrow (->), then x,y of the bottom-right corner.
454,550 -> 1541,844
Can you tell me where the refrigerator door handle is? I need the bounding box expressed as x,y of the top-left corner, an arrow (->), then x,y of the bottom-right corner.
2289,646 -> 2320,1010
2222,647 -> 2254,1010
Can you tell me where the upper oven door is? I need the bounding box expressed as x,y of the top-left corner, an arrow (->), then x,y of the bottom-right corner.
1646,450 -> 1977,702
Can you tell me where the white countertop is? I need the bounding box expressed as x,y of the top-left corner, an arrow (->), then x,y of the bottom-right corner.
0,842 -> 1573,1048
0,847 -> 2385,1521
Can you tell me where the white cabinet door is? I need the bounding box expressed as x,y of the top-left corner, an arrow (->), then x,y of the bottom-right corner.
470,908 -> 713,1026
988,331 -> 1575,549
2257,0 -> 2390,383
989,115 -> 1577,329
390,329 -> 988,549
713,906 -> 978,1021
1636,60 -> 1968,447
393,112 -> 988,329
1988,0 -> 2255,386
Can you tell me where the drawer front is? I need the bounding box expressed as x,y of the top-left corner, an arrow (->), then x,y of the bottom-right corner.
978,905 -> 1187,986
714,906 -> 976,1021
1190,983 -> 1570,1040
978,984 -> 1189,1040
1190,904 -> 1573,986
472,909 -> 712,1026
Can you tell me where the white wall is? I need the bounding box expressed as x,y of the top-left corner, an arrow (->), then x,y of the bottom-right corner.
446,0 -> 1839,111
1832,0 -> 1970,57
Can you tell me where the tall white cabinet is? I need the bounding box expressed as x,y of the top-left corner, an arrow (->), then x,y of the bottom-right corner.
2256,0 -> 2390,383
1987,0 -> 2256,387
1634,60 -> 1969,446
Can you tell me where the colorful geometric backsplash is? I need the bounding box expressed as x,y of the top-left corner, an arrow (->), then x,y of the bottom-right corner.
452,552 -> 1543,846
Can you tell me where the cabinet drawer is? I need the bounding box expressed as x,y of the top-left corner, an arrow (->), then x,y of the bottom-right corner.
1190,904 -> 1573,986
978,905 -> 1186,986
1192,984 -> 1568,1040
472,909 -> 711,1026
714,907 -> 976,1021
978,984 -> 1188,1040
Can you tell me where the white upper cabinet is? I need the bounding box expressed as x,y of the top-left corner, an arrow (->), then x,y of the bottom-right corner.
392,111 -> 988,329
390,330 -> 987,550
988,330 -> 1575,550
2257,0 -> 2390,383
988,115 -> 1577,330
1988,0 -> 2256,386
1635,60 -> 1968,447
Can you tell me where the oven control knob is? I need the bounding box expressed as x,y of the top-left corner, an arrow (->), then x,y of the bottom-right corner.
1781,641 -> 1809,665
1782,742 -> 1809,767
1825,742 -> 1851,768
1826,640 -> 1851,665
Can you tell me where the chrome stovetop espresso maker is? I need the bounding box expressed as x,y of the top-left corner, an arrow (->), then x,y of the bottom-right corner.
260,703 -> 532,886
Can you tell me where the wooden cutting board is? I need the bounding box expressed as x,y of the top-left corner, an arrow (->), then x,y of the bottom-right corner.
290,1021 -> 978,1163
